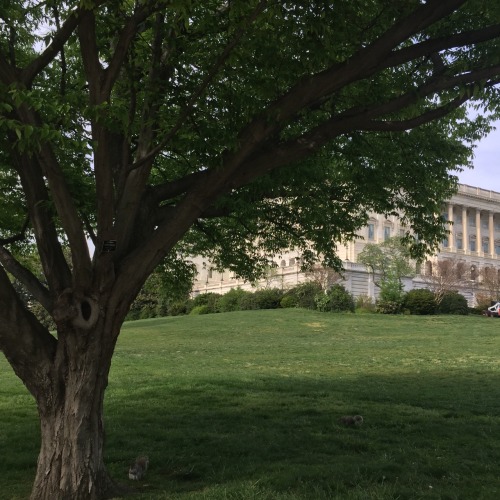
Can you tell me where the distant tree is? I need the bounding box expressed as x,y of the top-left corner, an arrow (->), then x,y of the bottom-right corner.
305,263 -> 343,291
358,237 -> 415,313
2,2 -> 500,498
479,266 -> 500,302
421,257 -> 467,304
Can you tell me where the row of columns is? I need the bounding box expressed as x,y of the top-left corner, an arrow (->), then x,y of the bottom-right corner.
446,203 -> 496,255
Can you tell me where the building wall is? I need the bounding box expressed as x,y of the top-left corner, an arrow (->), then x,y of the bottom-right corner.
190,184 -> 500,305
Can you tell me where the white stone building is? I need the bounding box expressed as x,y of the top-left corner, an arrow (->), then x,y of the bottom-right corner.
191,183 -> 500,305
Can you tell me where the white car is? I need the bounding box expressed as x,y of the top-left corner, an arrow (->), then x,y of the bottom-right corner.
487,302 -> 500,317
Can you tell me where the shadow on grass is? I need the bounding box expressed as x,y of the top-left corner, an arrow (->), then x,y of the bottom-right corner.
101,370 -> 500,499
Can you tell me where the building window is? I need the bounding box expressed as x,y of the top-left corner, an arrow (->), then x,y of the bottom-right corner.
469,215 -> 476,227
469,236 -> 476,252
384,226 -> 391,241
495,222 -> 500,232
482,219 -> 488,229
442,237 -> 449,247
456,235 -> 463,250
483,238 -> 489,253
495,241 -> 500,255
368,223 -> 375,240
456,214 -> 462,224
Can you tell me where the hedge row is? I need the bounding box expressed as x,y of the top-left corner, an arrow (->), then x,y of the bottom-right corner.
126,284 -> 471,321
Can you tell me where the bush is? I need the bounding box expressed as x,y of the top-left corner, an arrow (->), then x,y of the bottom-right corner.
376,299 -> 402,314
168,300 -> 188,316
315,284 -> 355,313
253,288 -> 283,309
217,288 -> 252,312
237,293 -> 258,310
355,294 -> 375,313
190,305 -> 211,315
283,282 -> 323,310
280,294 -> 298,308
403,289 -> 436,315
376,279 -> 405,314
438,291 -> 468,315
187,293 -> 221,314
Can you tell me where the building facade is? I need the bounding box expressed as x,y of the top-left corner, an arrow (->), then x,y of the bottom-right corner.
191,184 -> 500,305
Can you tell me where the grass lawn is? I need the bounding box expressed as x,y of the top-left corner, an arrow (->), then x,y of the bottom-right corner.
1,310 -> 500,499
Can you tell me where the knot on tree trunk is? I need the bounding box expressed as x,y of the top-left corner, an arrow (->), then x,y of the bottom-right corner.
53,289 -> 99,329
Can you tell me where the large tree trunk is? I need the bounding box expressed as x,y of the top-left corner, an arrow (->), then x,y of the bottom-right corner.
29,313 -> 122,500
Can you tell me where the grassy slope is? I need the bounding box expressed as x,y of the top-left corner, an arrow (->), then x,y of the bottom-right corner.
1,310 -> 500,499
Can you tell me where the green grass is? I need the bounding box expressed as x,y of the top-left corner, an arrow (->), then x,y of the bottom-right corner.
2,310 -> 500,499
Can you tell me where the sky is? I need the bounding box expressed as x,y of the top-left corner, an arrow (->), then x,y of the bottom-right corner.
457,121 -> 500,192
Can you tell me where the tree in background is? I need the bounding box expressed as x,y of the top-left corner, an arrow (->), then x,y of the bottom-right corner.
2,1 -> 500,498
358,237 -> 415,313
421,257 -> 468,304
479,265 -> 500,302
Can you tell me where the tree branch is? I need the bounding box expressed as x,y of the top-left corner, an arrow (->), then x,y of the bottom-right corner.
0,246 -> 53,312
101,5 -> 153,99
13,149 -> 73,294
130,0 -> 269,171
0,217 -> 29,245
0,264 -> 57,398
21,7 -> 82,87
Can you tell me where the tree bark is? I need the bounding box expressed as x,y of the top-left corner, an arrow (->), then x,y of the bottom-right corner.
29,317 -> 121,500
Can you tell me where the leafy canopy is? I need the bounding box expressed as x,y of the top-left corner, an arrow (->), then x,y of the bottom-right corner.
1,0 -> 500,306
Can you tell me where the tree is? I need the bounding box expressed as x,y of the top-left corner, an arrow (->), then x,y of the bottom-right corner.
421,257 -> 468,304
479,265 -> 500,301
2,1 -> 500,498
358,237 -> 415,312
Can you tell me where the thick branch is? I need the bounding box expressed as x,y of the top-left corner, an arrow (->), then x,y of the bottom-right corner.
13,150 -> 72,294
78,9 -> 104,103
21,7 -> 82,86
101,5 -> 153,98
0,265 -> 57,397
0,246 -> 53,312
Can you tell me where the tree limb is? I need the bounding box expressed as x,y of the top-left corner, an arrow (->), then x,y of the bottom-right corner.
130,0 -> 269,171
0,264 -> 57,398
0,246 -> 53,312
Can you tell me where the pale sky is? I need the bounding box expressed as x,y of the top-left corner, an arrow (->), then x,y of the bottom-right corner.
457,120 -> 500,192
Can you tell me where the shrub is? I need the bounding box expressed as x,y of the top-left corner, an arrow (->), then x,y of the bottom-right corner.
217,288 -> 251,312
376,279 -> 405,314
315,284 -> 355,313
253,288 -> 283,309
238,293 -> 258,310
187,293 -> 221,314
280,294 -> 298,308
190,305 -> 211,315
438,291 -> 468,315
403,289 -> 436,315
376,299 -> 402,314
168,300 -> 188,316
283,282 -> 323,309
355,294 -> 375,313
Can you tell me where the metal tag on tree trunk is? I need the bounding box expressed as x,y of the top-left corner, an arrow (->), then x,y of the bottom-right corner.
102,240 -> 117,252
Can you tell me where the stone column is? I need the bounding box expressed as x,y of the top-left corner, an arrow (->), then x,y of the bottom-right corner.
448,203 -> 454,249
462,206 -> 468,251
489,212 -> 495,256
476,210 -> 481,253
